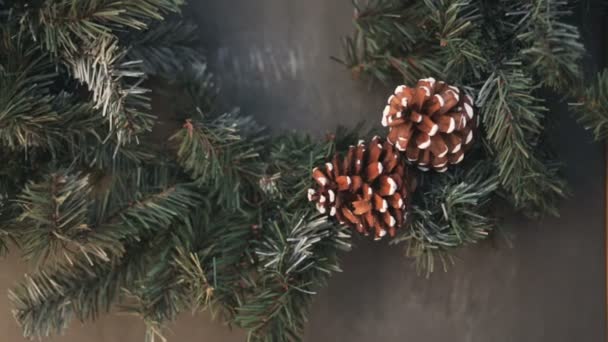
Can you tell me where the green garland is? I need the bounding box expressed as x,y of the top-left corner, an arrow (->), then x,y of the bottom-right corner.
0,0 -> 607,341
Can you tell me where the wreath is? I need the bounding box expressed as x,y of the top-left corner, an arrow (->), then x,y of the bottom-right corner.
0,1 -> 605,341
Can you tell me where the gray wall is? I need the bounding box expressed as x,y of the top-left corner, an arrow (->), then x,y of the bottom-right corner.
0,1 -> 605,341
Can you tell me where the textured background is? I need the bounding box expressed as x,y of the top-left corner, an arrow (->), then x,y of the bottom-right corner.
0,1 -> 605,341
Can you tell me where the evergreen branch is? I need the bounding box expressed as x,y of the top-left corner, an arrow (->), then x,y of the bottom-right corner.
571,69 -> 608,141
171,113 -> 265,209
477,63 -> 566,216
125,20 -> 204,78
14,158 -> 202,266
392,160 -> 498,275
91,183 -> 203,251
423,0 -> 488,81
235,213 -> 351,342
20,0 -> 183,55
9,228 -> 170,338
15,171 -> 94,264
0,28 -> 59,149
64,37 -> 154,145
51,93 -> 155,169
341,0 -> 488,84
340,0 -> 442,84
13,0 -> 185,145
264,133 -> 333,210
131,247 -> 215,342
10,182 -> 203,338
11,256 -> 127,338
126,206 -> 256,342
0,149 -> 41,252
508,0 -> 584,91
262,126 -> 364,210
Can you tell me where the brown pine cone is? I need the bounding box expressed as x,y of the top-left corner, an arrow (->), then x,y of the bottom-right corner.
307,137 -> 416,240
381,78 -> 476,172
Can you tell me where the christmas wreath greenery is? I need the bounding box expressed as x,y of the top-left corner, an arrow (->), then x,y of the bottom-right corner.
0,0 -> 606,341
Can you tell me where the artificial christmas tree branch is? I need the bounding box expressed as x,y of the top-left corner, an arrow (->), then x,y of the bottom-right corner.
3,0 -> 186,145
572,70 -> 608,140
0,28 -> 58,150
18,0 -> 183,56
13,172 -> 204,263
265,133 -> 335,210
392,160 -> 498,275
124,20 -> 203,78
477,64 -> 566,215
15,171 -> 94,264
507,0 -> 585,92
171,113 -> 266,210
234,213 -> 351,342
64,37 -> 154,143
125,205 -> 257,342
10,225 -> 175,338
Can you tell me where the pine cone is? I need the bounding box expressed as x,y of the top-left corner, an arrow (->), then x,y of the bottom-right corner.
307,137 -> 416,240
381,78 -> 476,172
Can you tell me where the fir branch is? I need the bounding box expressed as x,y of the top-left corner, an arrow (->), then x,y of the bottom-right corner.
130,247 -> 215,342
11,256 -> 127,338
264,133 -> 333,209
64,37 -> 154,145
9,228 -> 169,338
508,0 -> 585,92
235,213 -> 351,342
124,20 -> 204,78
424,0 -> 488,81
13,0 -> 185,145
20,0 -> 183,56
126,206 -> 256,342
52,93 -> 155,169
0,149 -> 40,251
91,183 -> 203,252
340,0 -> 488,84
263,126 -> 363,210
12,148 -> 202,265
477,63 -> 566,216
340,0 -> 443,84
15,171 -> 94,264
10,183 -> 204,338
392,160 -> 498,275
0,28 -> 59,149
171,113 -> 265,209
571,69 -> 608,141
